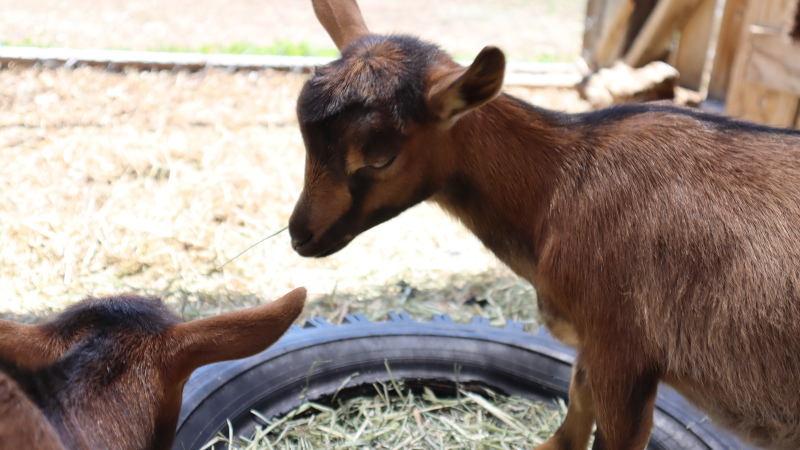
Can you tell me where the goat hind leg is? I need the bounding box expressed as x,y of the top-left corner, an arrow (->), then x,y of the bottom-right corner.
590,368 -> 658,450
536,359 -> 596,450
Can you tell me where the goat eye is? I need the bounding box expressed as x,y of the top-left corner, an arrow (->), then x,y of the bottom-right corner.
369,155 -> 397,170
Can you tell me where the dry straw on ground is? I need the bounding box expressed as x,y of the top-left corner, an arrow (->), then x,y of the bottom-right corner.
0,65 -> 589,325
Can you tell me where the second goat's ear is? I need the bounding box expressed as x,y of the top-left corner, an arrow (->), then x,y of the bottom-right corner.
427,46 -> 506,125
0,321 -> 65,369
170,287 -> 306,379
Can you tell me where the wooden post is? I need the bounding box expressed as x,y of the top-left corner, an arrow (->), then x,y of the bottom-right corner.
791,0 -> 800,40
674,0 -> 718,91
624,0 -> 704,67
583,0 -> 605,67
623,0 -> 661,52
586,0 -> 636,68
706,0 -> 749,102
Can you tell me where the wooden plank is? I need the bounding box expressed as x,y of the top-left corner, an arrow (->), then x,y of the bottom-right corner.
707,0 -> 749,101
622,0 -> 661,52
726,0 -> 800,127
674,0 -> 717,90
733,92 -> 800,128
791,0 -> 800,40
593,0 -> 636,68
582,0 -> 605,67
624,0 -> 704,67
745,30 -> 800,97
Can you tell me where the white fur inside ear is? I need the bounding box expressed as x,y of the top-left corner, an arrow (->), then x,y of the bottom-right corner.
439,91 -> 469,130
437,95 -> 467,123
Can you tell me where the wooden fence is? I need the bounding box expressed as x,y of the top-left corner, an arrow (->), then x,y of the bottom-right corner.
583,0 -> 800,128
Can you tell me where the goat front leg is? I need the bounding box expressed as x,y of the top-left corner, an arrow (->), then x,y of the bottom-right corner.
537,359 -> 596,450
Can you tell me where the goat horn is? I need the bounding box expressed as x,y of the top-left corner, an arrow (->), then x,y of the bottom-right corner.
312,0 -> 370,50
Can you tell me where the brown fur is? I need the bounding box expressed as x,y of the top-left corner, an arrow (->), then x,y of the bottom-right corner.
0,288 -> 306,450
289,1 -> 800,449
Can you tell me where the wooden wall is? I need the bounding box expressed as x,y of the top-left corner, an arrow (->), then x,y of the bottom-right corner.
723,0 -> 800,127
583,0 -> 800,128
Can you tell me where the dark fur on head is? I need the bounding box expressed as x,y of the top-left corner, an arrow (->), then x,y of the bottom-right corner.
43,293 -> 181,339
298,34 -> 444,128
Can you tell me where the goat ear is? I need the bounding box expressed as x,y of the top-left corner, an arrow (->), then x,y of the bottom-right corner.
312,0 -> 370,50
170,287 -> 306,378
0,321 -> 64,369
427,46 -> 506,124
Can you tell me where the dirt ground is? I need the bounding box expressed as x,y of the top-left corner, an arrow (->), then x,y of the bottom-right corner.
0,1 -> 589,324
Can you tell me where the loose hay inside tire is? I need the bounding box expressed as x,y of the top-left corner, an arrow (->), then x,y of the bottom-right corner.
206,378 -> 570,450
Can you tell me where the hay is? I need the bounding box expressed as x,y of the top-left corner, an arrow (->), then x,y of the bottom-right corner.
0,66 -> 588,325
206,365 -> 572,450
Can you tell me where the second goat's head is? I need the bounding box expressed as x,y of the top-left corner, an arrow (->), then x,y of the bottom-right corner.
0,288 -> 306,450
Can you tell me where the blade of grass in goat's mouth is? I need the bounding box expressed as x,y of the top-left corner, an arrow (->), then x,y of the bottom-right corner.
217,226 -> 288,270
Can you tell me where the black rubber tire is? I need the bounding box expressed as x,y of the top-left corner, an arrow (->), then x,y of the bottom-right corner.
173,313 -> 752,450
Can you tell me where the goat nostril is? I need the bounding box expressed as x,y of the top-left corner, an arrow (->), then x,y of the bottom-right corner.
292,232 -> 313,250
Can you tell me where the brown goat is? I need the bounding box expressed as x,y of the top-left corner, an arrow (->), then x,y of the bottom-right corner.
288,1 -> 800,448
0,287 -> 306,450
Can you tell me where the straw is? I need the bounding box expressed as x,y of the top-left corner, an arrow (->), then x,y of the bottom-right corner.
208,364 -> 575,449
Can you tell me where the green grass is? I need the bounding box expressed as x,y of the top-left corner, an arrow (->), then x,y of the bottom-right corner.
1,39 -> 339,57
530,53 -> 572,63
2,38 -> 574,62
151,40 -> 338,57
1,37 -> 52,48
452,50 -> 573,64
